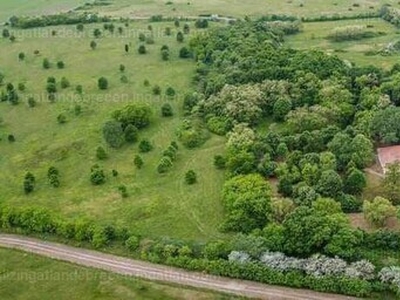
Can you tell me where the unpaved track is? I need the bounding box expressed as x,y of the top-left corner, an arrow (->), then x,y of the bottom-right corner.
0,234 -> 359,300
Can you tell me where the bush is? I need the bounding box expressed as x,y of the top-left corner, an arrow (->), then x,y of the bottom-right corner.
112,103 -> 152,129
161,49 -> 169,61
102,121 -> 124,148
195,19 -> 208,28
179,46 -> 191,58
8,134 -> 15,142
98,77 -> 108,90
90,165 -> 106,185
57,61 -> 65,69
214,155 -> 226,169
176,31 -> 184,42
185,170 -> 197,184
42,58 -> 50,69
28,97 -> 36,107
18,52 -> 25,61
23,172 -> 35,194
76,85 -> 83,94
46,82 -> 57,94
134,155 -> 144,169
124,124 -> 139,143
96,146 -> 108,160
138,139 -> 153,153
57,114 -> 67,124
118,185 -> 128,198
119,64 -> 125,72
138,45 -> 146,54
161,103 -> 173,117
90,40 -> 97,49
60,77 -> 70,89
157,156 -> 173,173
152,85 -> 161,95
17,83 -> 25,91
165,87 -> 176,97
125,235 -> 140,251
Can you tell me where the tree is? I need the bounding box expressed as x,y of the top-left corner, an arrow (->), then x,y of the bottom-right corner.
96,146 -> 108,160
8,134 -> 15,142
124,44 -> 129,53
344,168 -> 366,195
18,52 -> 25,61
174,19 -> 180,27
57,61 -> 65,69
273,97 -> 292,121
18,83 -> 25,91
165,27 -> 172,36
9,35 -> 15,42
119,64 -> 125,72
112,103 -> 152,129
139,32 -> 146,42
271,198 -> 295,223
48,166 -> 60,188
124,124 -> 139,143
76,23 -> 84,31
138,44 -> 146,54
90,40 -> 97,50
282,204 -> 350,256
363,197 -> 396,228
28,97 -> 36,108
161,103 -> 173,117
138,139 -> 153,153
383,162 -> 400,204
222,174 -> 272,233
42,58 -> 50,69
185,170 -> 197,184
317,170 -> 343,198
90,165 -> 106,185
195,19 -> 209,28
98,77 -> 108,90
102,121 -> 124,148
93,28 -> 101,38
134,155 -> 144,169
23,172 -> 35,194
176,31 -> 184,42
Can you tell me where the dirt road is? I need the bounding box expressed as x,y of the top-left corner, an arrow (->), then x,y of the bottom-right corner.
0,234 -> 359,300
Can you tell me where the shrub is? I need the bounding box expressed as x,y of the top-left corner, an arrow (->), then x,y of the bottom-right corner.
17,83 -> 25,91
176,31 -> 184,42
214,155 -> 226,169
42,58 -> 50,69
57,114 -> 67,124
157,156 -> 173,173
7,134 -> 15,142
96,146 -> 108,160
74,104 -> 82,115
125,235 -> 140,251
134,155 -> 144,169
152,85 -> 161,95
138,139 -> 153,153
98,77 -> 108,90
164,27 -> 172,35
118,185 -> 128,198
76,85 -> 83,94
112,103 -> 152,129
60,77 -> 70,89
165,86 -> 176,97
90,165 -> 106,185
23,172 -> 35,194
124,124 -> 139,143
139,32 -> 146,42
138,45 -> 146,54
90,40 -> 97,49
119,64 -> 125,72
195,19 -> 208,28
46,82 -> 57,94
18,52 -> 25,61
57,61 -> 65,69
120,75 -> 128,83
183,23 -> 190,34
179,46 -> 191,58
161,49 -> 169,61
76,23 -> 84,31
185,170 -> 197,184
161,103 -> 173,117
363,197 -> 396,228
28,97 -> 36,107
102,121 -> 124,148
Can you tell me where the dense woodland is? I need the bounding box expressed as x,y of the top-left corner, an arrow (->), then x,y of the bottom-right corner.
3,9 -> 400,299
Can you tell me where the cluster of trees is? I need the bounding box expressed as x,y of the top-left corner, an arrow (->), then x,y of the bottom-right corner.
8,13 -> 110,28
327,25 -> 379,42
102,104 -> 152,148
380,5 -> 400,27
157,141 -> 179,173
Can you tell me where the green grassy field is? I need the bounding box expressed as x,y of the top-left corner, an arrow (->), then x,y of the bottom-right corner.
285,18 -> 400,69
79,0 -> 400,18
0,22 -> 225,241
0,248 -> 236,300
0,0 -> 86,22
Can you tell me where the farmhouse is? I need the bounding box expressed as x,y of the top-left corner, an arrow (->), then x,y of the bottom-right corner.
377,145 -> 400,173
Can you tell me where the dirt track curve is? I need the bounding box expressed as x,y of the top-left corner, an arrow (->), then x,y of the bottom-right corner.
0,234 -> 360,300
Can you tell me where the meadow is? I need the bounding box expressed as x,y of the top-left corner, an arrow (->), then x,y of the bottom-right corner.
285,17 -> 400,69
0,21 -> 226,241
0,0 -> 85,23
79,0 -> 400,18
0,248 -> 236,300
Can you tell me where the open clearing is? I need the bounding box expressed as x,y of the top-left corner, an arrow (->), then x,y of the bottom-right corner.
285,18 -> 400,69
